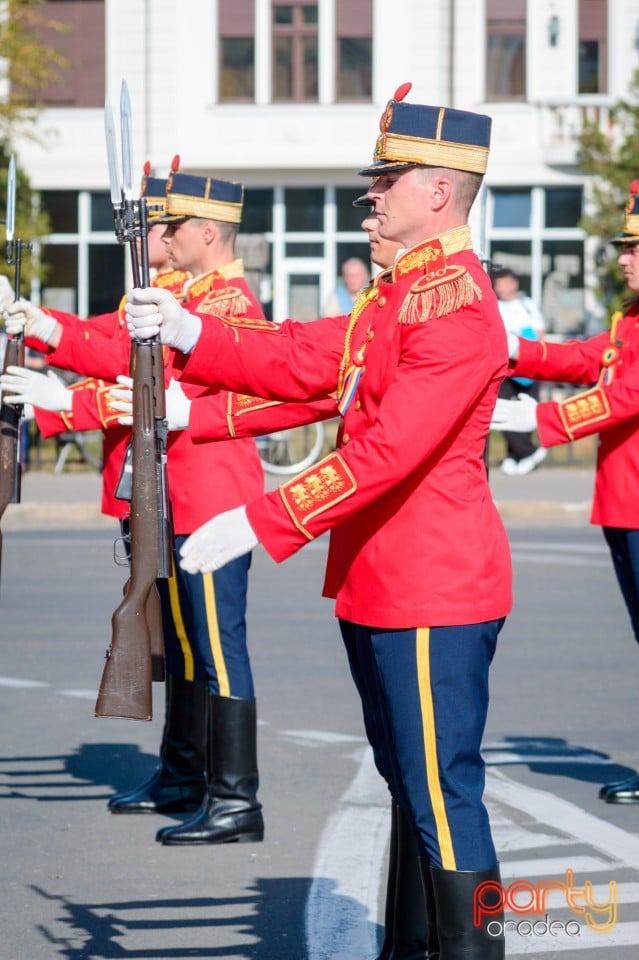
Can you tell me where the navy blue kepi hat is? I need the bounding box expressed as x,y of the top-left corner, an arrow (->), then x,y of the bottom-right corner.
359,82 -> 491,177
165,172 -> 244,224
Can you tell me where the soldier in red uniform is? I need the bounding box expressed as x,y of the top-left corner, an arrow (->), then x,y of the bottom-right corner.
0,172 -> 209,823
491,179 -> 639,807
124,85 -> 512,959
3,173 -> 267,847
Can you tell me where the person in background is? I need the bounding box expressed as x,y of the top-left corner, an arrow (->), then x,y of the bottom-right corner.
491,179 -> 639,806
323,256 -> 370,316
492,267 -> 547,475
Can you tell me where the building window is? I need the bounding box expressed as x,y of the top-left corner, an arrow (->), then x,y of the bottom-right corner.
273,1 -> 318,101
27,0 -> 105,107
219,0 -> 255,101
336,0 -> 372,100
39,190 -> 123,317
489,186 -> 585,335
578,0 -> 607,94
485,0 -> 526,100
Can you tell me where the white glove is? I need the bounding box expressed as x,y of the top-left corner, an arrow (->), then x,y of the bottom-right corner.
0,275 -> 15,311
0,366 -> 72,412
179,506 -> 258,574
507,331 -> 520,360
110,375 -> 191,431
491,393 -> 538,433
3,298 -> 58,343
125,287 -> 202,354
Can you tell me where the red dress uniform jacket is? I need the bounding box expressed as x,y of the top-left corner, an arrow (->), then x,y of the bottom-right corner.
512,299 -> 639,528
30,270 -> 190,519
189,393 -> 338,444
43,262 -> 265,534
35,381 -> 130,519
179,228 -> 512,629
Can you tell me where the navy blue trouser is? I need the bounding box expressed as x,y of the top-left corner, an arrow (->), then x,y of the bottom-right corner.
157,538 -> 254,698
339,619 -> 503,871
603,527 -> 639,643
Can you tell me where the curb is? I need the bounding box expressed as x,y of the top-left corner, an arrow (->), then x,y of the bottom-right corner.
2,499 -> 592,530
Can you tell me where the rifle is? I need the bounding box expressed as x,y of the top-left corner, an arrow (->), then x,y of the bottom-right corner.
95,81 -> 173,720
0,155 -> 31,583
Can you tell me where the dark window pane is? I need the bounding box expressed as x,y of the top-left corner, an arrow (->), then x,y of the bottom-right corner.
41,243 -> 78,312
337,241 -> 372,274
337,188 -> 370,230
492,189 -> 531,227
285,188 -> 323,231
338,37 -> 372,99
541,240 -> 585,335
579,40 -> 600,93
274,4 -> 293,24
41,191 -> 78,233
486,34 -> 525,98
274,36 -> 293,98
243,189 -> 274,233
302,35 -> 318,98
90,192 -> 113,231
285,241 -> 324,256
488,241 -> 532,291
88,243 -> 124,315
221,38 -> 254,99
302,4 -> 318,23
545,188 -> 583,228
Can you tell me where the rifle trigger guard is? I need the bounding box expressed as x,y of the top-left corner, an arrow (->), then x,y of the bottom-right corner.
113,535 -> 131,567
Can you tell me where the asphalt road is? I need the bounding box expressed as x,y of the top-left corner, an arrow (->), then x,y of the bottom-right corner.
1,520 -> 638,959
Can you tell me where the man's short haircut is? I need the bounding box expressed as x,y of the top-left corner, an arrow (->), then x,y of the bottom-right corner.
414,166 -> 483,216
491,267 -> 518,282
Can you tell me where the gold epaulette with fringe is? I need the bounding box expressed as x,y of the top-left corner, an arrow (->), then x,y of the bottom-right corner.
398,265 -> 481,325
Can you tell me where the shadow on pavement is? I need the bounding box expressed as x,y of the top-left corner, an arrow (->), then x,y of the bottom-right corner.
483,735 -> 635,788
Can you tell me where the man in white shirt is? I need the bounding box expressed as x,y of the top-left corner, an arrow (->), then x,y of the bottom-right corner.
492,268 -> 547,475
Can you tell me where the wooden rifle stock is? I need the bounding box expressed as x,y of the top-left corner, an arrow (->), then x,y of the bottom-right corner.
0,336 -> 24,582
95,340 -> 166,719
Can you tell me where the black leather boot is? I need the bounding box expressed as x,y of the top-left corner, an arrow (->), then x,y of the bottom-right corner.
602,772 -> 639,803
109,676 -> 207,814
378,804 -> 436,959
428,863 -> 504,959
157,695 -> 264,845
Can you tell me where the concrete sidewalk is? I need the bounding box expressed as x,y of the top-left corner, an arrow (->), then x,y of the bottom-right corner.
1,463 -> 596,529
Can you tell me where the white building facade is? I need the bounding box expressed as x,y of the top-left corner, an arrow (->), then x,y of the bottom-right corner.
12,0 -> 639,329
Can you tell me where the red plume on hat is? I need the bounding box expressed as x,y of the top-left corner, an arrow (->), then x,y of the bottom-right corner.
171,154 -> 180,173
393,82 -> 412,102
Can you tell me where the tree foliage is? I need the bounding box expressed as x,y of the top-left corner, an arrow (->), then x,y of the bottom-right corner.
577,69 -> 639,316
0,0 -> 70,140
0,0 -> 68,288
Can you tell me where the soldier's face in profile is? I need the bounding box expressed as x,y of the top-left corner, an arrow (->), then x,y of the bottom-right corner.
161,219 -> 200,271
367,167 -> 432,248
618,243 -> 639,293
361,213 -> 402,270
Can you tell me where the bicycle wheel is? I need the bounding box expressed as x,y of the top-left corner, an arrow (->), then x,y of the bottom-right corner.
256,422 -> 326,475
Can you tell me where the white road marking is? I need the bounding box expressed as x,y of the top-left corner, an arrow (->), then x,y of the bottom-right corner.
0,676 -> 49,688
306,751 -> 639,958
306,746 -> 388,960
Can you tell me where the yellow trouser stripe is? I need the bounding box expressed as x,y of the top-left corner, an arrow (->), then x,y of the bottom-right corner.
168,565 -> 194,681
416,626 -> 456,870
203,572 -> 230,697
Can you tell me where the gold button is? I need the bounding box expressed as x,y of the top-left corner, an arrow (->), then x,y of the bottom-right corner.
354,399 -> 361,410
378,296 -> 387,307
342,433 -> 350,443
366,329 -> 375,341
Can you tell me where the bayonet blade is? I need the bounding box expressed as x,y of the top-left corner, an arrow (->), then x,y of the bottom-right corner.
6,154 -> 16,243
120,80 -> 134,200
104,97 -> 122,205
